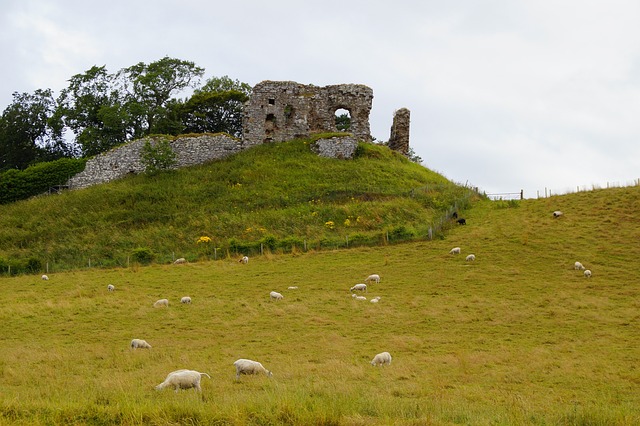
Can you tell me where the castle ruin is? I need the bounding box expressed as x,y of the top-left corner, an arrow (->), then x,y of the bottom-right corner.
242,81 -> 374,146
68,81 -> 411,189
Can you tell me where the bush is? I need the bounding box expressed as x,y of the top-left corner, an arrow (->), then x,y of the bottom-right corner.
131,247 -> 154,265
140,137 -> 177,174
387,225 -> 415,242
0,158 -> 87,204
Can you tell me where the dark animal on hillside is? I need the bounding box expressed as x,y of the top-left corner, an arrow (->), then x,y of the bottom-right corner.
452,212 -> 458,219
457,218 -> 466,225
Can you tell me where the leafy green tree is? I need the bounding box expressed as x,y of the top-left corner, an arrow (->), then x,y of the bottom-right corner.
178,76 -> 251,137
57,65 -> 129,157
0,89 -> 72,171
335,113 -> 351,132
121,57 -> 204,135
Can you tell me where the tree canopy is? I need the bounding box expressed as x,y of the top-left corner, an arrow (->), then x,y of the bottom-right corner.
0,57 -> 252,169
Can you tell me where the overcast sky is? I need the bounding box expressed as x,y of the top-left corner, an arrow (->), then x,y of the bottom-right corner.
2,0 -> 639,198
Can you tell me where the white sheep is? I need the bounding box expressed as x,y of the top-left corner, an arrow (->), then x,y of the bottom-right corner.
239,255 -> 249,264
180,296 -> 191,304
371,351 -> 392,366
466,254 -> 476,262
370,296 -> 381,303
270,291 -> 283,301
574,261 -> 585,270
153,298 -> 169,308
233,359 -> 273,379
130,338 -> 152,349
107,284 -> 115,291
364,274 -> 380,284
287,286 -> 298,290
41,274 -> 49,280
553,210 -> 563,218
350,283 -> 367,292
352,294 -> 367,301
584,269 -> 592,278
155,369 -> 211,392
173,258 -> 187,265
449,247 -> 461,255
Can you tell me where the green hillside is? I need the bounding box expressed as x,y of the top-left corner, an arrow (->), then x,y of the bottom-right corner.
0,185 -> 638,425
0,138 -> 475,273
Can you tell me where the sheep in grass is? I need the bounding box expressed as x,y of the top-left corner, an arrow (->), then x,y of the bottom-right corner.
41,275 -> 49,281
153,298 -> 169,308
553,210 -> 563,218
371,351 -> 392,366
270,291 -> 283,301
130,339 -> 152,349
239,255 -> 249,264
584,269 -> 592,278
173,258 -> 187,265
370,296 -> 381,303
449,247 -> 461,255
466,254 -> 476,262
287,286 -> 298,290
233,359 -> 273,380
352,294 -> 367,301
350,283 -> 367,292
155,369 -> 211,392
107,284 -> 115,292
364,274 -> 380,284
180,296 -> 191,304
574,261 -> 585,271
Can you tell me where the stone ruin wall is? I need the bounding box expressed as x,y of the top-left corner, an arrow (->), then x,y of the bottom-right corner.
388,108 -> 411,156
67,81 -> 410,190
242,81 -> 373,146
68,134 -> 242,189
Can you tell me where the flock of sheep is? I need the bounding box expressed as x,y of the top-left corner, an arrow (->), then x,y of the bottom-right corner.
41,209 -> 589,394
81,256 -> 393,393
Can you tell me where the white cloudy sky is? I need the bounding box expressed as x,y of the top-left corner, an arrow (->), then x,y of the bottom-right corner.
2,0 -> 640,198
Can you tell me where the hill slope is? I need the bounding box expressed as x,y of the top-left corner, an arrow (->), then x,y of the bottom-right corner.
0,186 -> 638,425
0,139 -> 475,273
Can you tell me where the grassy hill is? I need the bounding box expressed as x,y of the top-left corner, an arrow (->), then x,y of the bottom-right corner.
0,185 -> 639,424
0,138 -> 475,273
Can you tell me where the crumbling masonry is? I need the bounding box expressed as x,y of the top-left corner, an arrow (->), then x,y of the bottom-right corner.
68,81 -> 410,189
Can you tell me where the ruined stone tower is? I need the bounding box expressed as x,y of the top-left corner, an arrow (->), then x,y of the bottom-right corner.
242,81 -> 374,146
388,108 -> 411,156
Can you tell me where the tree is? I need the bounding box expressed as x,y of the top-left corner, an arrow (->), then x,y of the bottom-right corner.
0,89 -> 73,171
57,65 -> 129,157
139,137 -> 177,174
121,57 -> 204,135
178,76 -> 251,137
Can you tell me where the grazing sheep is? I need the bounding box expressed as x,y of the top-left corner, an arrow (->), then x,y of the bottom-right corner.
466,254 -> 476,262
287,286 -> 298,290
173,258 -> 187,265
239,255 -> 249,264
350,283 -> 367,292
233,359 -> 273,379
130,338 -> 152,349
352,294 -> 367,301
107,284 -> 115,291
553,211 -> 563,218
457,218 -> 466,225
180,296 -> 191,304
449,247 -> 461,255
574,261 -> 585,270
370,296 -> 381,303
41,275 -> 49,280
364,274 -> 381,284
584,269 -> 592,278
153,298 -> 169,308
371,351 -> 392,366
270,291 -> 283,301
155,369 -> 211,392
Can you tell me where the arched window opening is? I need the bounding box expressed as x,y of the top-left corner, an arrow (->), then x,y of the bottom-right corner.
334,108 -> 351,131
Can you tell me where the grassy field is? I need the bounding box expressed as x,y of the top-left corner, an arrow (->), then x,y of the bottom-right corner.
1,186 -> 639,425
